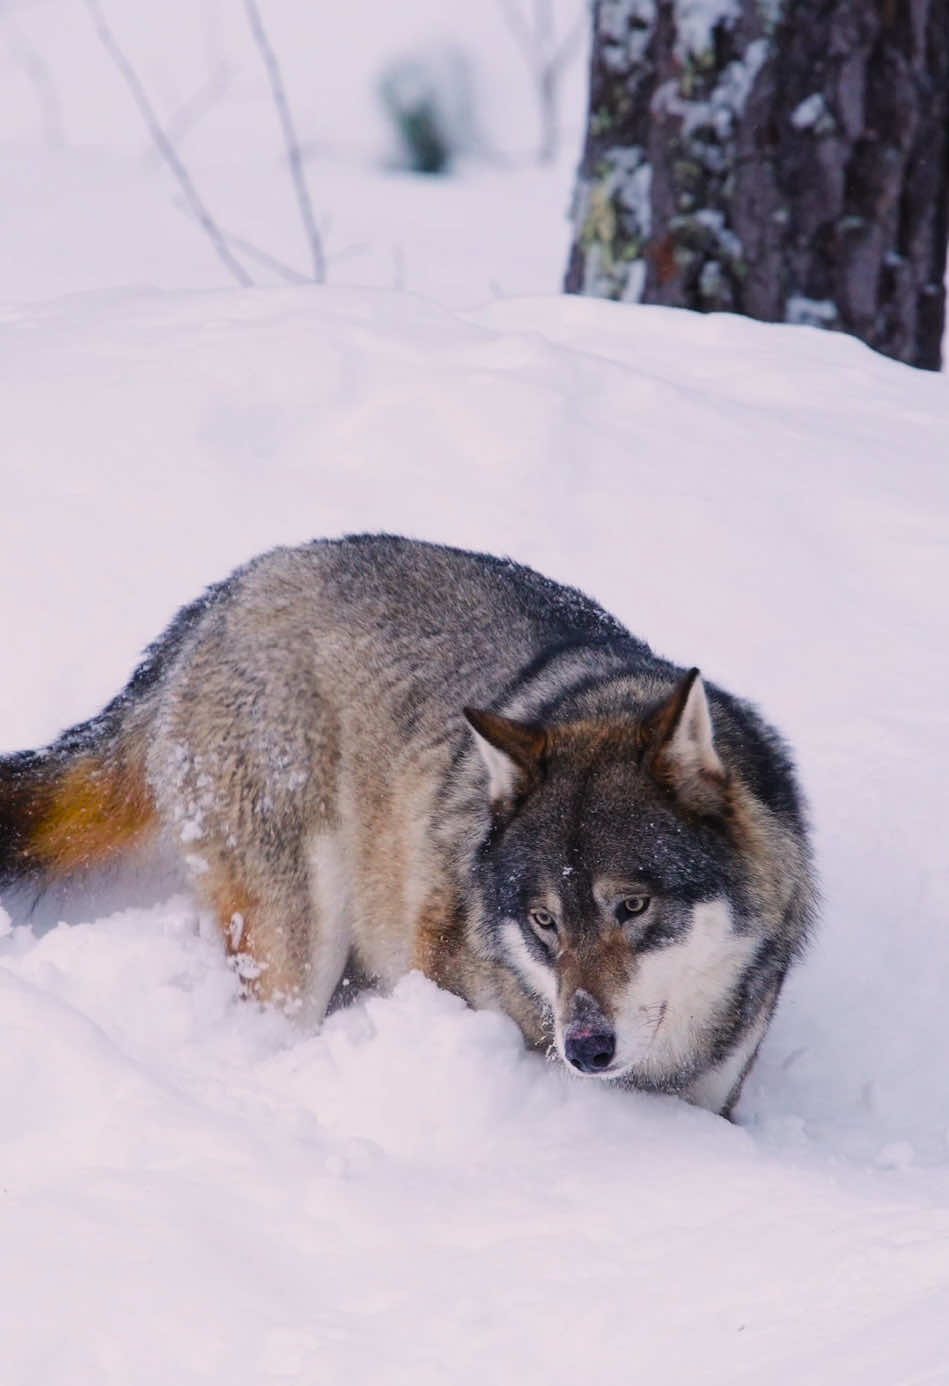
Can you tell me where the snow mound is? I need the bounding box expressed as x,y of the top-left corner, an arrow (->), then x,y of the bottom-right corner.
2,285 -> 949,1383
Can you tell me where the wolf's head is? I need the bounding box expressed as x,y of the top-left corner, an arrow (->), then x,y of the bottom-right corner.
465,671 -> 800,1089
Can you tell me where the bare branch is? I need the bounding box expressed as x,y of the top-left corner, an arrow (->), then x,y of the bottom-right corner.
327,240 -> 369,267
186,221 -> 310,284
550,3 -> 590,78
498,0 -> 539,69
3,12 -> 65,148
533,0 -> 554,59
219,232 -> 311,284
498,0 -> 590,163
241,0 -> 325,284
165,189 -> 318,285
83,0 -> 252,287
143,61 -> 232,169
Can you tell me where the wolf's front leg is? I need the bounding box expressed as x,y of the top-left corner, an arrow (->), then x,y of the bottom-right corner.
198,854 -> 326,1014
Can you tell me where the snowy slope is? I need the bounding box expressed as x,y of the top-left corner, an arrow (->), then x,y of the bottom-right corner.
2,285 -> 949,1385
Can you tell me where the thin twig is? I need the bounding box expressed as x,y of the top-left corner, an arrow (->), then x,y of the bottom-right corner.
220,231 -> 311,284
142,62 -> 232,168
550,3 -> 589,78
83,0 -> 252,287
327,241 -> 369,267
3,13 -> 65,149
169,198 -> 311,283
533,0 -> 554,64
498,0 -> 590,163
499,0 -> 537,67
241,0 -> 325,283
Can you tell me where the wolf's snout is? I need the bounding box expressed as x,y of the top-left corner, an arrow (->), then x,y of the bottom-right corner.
564,1027 -> 616,1074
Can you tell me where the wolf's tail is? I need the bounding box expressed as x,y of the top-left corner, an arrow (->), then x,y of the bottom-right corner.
0,707 -> 157,888
0,571 -> 241,890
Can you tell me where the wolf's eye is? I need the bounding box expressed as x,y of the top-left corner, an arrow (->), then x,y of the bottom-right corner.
617,895 -> 651,923
529,907 -> 558,937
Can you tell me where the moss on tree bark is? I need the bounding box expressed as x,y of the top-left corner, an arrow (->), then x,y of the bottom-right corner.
565,0 -> 948,369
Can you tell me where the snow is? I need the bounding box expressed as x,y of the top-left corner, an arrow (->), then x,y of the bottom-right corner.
672,0 -> 742,61
2,2 -> 949,1383
791,92 -> 832,132
786,293 -> 839,326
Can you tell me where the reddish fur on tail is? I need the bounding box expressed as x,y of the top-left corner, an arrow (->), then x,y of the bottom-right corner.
0,575 -> 220,891
0,744 -> 156,886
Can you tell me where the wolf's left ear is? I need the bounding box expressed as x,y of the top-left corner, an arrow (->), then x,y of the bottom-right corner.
642,669 -> 727,813
464,707 -> 547,807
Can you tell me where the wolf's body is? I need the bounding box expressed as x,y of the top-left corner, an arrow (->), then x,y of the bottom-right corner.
0,535 -> 815,1115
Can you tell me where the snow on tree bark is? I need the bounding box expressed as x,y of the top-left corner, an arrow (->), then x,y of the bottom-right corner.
565,0 -> 949,370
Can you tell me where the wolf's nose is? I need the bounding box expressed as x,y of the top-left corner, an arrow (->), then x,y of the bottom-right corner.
564,1028 -> 616,1074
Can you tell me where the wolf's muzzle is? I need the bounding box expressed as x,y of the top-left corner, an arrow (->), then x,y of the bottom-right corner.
564,1026 -> 616,1074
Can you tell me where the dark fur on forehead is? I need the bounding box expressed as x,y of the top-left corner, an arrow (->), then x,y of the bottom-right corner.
473,717 -> 744,934
514,653 -> 805,838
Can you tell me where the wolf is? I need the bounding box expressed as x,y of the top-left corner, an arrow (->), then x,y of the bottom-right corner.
0,535 -> 816,1116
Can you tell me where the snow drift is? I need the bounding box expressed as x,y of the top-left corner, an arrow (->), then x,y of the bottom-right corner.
2,284 -> 948,1384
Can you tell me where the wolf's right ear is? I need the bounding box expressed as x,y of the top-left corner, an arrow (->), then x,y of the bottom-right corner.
463,708 -> 547,807
641,669 -> 728,814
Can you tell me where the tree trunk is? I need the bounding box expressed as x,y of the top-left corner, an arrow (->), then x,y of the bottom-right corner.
564,0 -> 949,370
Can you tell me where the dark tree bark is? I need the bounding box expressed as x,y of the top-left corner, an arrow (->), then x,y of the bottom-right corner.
564,0 -> 949,370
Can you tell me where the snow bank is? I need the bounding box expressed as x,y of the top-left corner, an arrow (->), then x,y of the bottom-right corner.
3,917 -> 948,1385
2,285 -> 949,1383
